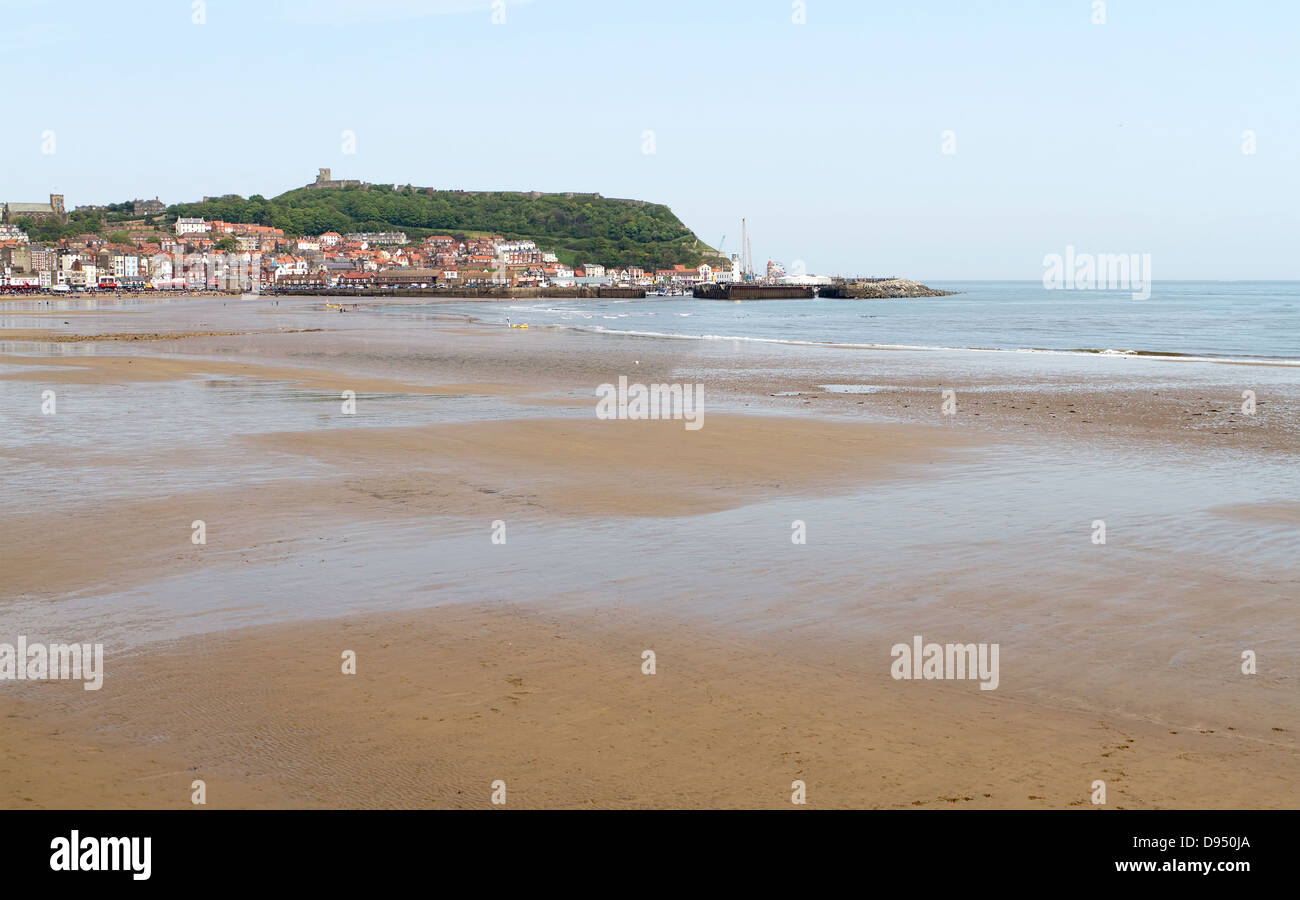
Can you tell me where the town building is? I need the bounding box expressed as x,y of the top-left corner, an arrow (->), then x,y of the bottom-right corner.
133,197 -> 166,216
175,217 -> 210,235
1,194 -> 68,225
112,253 -> 141,279
343,232 -> 407,246
0,242 -> 32,274
374,268 -> 438,289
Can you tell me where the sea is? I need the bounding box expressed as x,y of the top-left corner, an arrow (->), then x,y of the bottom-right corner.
418,281 -> 1300,363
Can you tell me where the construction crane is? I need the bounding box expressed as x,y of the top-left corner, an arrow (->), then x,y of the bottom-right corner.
717,234 -> 726,255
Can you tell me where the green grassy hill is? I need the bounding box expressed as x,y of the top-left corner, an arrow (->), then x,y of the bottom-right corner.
167,184 -> 719,270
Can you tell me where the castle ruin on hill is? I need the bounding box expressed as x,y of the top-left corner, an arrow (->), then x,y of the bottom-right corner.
304,169 -> 645,205
310,168 -> 365,189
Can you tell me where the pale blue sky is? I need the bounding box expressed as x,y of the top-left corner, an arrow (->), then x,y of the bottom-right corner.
2,0 -> 1296,278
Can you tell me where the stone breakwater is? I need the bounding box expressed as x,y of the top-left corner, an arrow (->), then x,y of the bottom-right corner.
694,280 -> 956,300
818,279 -> 956,299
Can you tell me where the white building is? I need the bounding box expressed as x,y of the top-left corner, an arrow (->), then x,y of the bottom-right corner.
66,263 -> 96,288
175,217 -> 210,235
712,256 -> 740,283
344,232 -> 407,246
0,271 -> 40,287
148,253 -> 174,281
274,257 -> 309,280
494,239 -> 537,254
548,263 -> 575,287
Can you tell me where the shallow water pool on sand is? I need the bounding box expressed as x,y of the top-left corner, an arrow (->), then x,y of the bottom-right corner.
4,431 -> 1293,740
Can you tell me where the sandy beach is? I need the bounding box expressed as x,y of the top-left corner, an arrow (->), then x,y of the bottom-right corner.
6,603 -> 1295,810
1,293 -> 1296,809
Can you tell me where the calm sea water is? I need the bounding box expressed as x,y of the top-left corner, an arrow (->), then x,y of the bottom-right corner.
422,281 -> 1300,362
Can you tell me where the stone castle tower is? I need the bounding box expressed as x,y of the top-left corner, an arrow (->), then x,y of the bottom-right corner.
50,194 -> 65,216
309,168 -> 362,190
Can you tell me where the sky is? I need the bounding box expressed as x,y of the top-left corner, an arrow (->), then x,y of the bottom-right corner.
2,0 -> 1296,279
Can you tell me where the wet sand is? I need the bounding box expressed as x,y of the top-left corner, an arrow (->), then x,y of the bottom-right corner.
4,603 -> 1294,810
0,352 -> 523,394
0,414 -> 969,599
0,330 -> 253,342
1,294 -> 1296,809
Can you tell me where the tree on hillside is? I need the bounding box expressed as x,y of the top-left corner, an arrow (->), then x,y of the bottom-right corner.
165,186 -> 705,268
